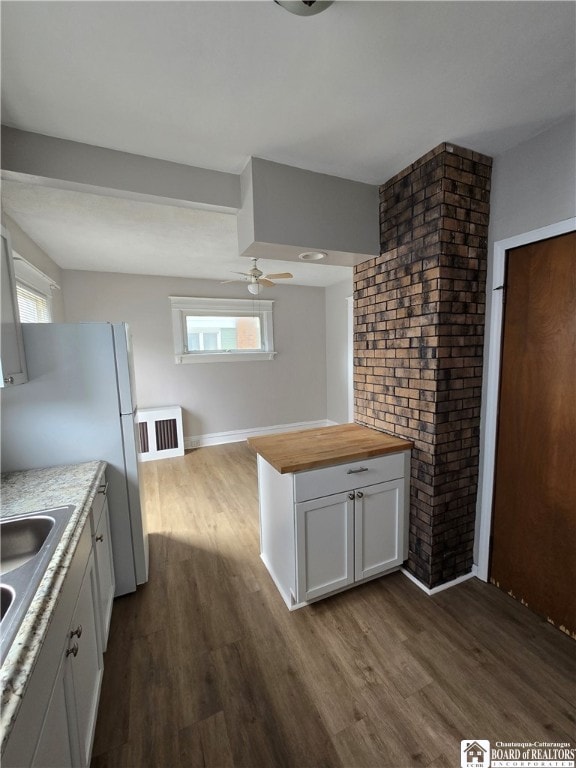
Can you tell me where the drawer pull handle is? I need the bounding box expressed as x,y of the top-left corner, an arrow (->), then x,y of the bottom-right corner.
98,481 -> 109,496
70,625 -> 83,639
66,643 -> 79,658
347,467 -> 369,474
95,534 -> 104,542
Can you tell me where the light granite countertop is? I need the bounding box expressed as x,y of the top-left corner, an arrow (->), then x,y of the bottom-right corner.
0,460 -> 107,753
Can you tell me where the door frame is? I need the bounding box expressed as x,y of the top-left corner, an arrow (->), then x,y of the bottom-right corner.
475,216 -> 576,582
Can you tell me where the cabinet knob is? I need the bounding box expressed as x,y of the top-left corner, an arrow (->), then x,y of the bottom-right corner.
70,624 -> 83,639
356,491 -> 364,499
3,376 -> 14,385
348,492 -> 355,500
66,642 -> 79,658
95,534 -> 104,542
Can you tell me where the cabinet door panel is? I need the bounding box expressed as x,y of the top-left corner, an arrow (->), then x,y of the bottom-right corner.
355,479 -> 404,581
32,659 -> 73,768
0,228 -> 27,386
296,493 -> 354,602
94,497 -> 115,650
67,553 -> 103,767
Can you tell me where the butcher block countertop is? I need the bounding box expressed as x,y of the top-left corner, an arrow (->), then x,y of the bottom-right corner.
247,423 -> 413,474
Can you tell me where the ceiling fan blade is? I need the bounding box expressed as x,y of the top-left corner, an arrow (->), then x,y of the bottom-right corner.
231,271 -> 251,278
220,279 -> 242,284
258,278 -> 276,287
264,272 -> 293,280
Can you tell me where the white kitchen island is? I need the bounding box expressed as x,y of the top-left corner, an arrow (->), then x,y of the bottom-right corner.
247,424 -> 413,610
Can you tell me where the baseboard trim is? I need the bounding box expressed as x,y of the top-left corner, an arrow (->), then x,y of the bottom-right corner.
185,419 -> 337,450
400,567 -> 476,596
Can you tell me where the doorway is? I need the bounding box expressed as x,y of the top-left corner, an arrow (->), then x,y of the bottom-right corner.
490,231 -> 575,635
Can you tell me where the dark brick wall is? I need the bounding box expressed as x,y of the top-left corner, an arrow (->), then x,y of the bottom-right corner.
354,143 -> 492,589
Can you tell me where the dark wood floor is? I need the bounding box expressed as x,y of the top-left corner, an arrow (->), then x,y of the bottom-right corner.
91,443 -> 576,768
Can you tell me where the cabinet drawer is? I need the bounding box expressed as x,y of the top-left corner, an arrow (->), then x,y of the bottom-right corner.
293,452 -> 406,502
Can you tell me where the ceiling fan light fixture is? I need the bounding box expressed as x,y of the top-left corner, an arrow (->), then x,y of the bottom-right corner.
274,0 -> 334,17
247,282 -> 263,295
299,251 -> 327,261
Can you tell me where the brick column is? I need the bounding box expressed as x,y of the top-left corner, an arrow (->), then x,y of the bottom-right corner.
354,143 -> 492,589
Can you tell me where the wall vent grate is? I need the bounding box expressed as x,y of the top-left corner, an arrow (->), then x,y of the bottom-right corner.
136,406 -> 184,461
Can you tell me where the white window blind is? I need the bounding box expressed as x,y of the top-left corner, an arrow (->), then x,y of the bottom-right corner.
16,283 -> 51,323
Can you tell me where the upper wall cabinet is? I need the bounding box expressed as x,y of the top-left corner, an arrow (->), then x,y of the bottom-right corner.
1,226 -> 28,386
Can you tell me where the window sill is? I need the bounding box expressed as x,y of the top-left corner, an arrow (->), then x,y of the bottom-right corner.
175,351 -> 277,364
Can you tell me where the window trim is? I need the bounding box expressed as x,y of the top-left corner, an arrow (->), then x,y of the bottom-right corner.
169,296 -> 276,364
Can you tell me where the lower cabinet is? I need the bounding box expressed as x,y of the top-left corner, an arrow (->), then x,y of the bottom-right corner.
91,486 -> 115,651
65,551 -> 103,767
31,659 -> 73,768
257,449 -> 411,609
29,550 -> 102,768
4,497 -> 112,768
296,478 -> 405,603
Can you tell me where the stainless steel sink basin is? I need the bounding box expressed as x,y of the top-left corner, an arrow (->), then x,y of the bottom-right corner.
1,516 -> 55,575
0,506 -> 75,665
1,584 -> 15,621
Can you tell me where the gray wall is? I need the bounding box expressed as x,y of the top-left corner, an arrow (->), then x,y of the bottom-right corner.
475,115 -> 576,562
1,212 -> 66,322
239,157 -> 379,262
325,276 -> 353,424
488,115 -> 575,244
62,270 -> 328,438
2,128 -> 240,211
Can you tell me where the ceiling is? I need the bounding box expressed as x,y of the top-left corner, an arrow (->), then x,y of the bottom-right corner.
1,180 -> 351,285
1,1 -> 574,285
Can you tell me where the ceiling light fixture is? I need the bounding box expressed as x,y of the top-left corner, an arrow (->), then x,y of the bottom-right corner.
299,251 -> 327,261
247,282 -> 263,295
274,1 -> 334,17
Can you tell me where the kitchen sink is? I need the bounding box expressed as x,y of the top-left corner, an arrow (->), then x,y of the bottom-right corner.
1,584 -> 15,621
1,516 -> 55,575
0,506 -> 75,665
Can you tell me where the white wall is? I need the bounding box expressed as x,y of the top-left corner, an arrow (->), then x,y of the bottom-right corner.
62,270 -> 328,439
475,116 -> 576,563
325,276 -> 353,424
1,212 -> 66,322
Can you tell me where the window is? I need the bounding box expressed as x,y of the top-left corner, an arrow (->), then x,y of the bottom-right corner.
13,253 -> 56,323
170,297 -> 276,363
16,283 -> 51,323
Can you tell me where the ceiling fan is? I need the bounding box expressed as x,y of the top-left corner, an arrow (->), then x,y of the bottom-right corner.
222,258 -> 293,294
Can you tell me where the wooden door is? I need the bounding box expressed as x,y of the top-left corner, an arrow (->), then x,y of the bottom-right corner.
490,231 -> 576,636
295,492 -> 354,603
354,479 -> 404,581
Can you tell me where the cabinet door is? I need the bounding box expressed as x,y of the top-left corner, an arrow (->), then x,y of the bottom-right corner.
32,658 -> 73,768
295,492 -> 354,603
65,552 -> 103,768
0,228 -> 27,386
93,497 -> 116,651
354,479 -> 404,581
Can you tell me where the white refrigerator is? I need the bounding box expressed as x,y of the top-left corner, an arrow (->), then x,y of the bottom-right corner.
0,322 -> 149,596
